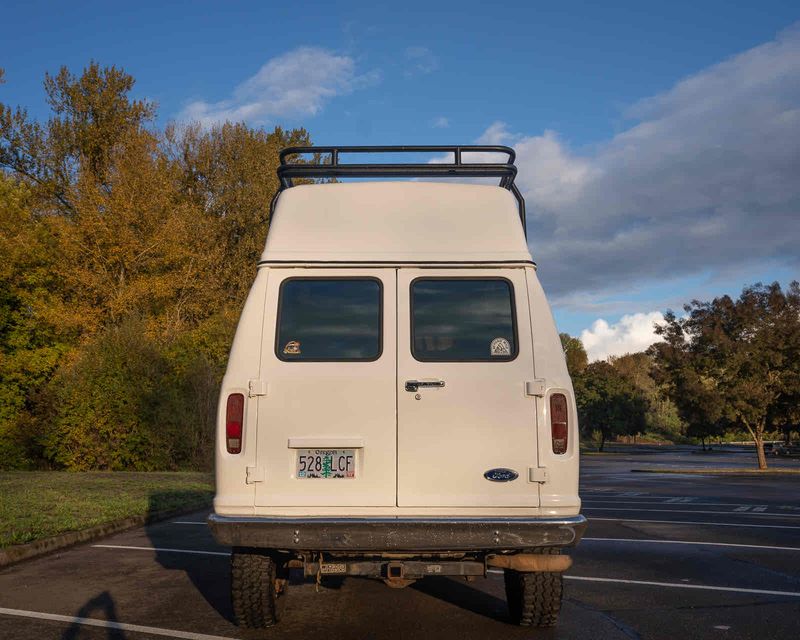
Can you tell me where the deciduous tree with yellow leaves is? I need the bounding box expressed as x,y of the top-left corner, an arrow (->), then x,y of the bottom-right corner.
0,62 -> 310,469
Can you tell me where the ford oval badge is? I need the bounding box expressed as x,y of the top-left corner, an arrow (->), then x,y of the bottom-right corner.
484,468 -> 519,482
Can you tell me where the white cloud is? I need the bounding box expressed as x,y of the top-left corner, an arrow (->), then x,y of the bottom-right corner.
431,116 -> 450,128
180,47 -> 379,126
404,46 -> 439,76
480,24 -> 800,300
580,311 -> 665,361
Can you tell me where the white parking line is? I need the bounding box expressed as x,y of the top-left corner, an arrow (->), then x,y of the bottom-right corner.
563,576 -> 800,598
485,572 -> 800,597
581,537 -> 800,552
590,517 -> 800,530
584,507 -> 800,519
92,544 -> 229,556
0,606 -> 236,640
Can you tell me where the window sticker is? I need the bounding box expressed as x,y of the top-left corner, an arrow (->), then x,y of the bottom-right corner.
283,340 -> 301,355
490,337 -> 511,357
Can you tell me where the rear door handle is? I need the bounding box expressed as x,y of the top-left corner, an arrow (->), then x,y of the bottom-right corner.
405,380 -> 445,392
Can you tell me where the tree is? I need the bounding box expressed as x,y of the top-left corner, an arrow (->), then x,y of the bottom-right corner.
0,62 -> 312,470
559,333 -> 588,377
574,361 -> 648,451
0,174 -> 66,467
169,122 -> 310,306
609,352 -> 685,442
1,62 -> 156,215
651,282 -> 800,469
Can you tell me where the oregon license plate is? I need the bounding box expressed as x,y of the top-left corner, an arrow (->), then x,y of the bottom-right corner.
296,449 -> 356,479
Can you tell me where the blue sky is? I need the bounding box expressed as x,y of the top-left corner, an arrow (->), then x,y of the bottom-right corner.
3,1 -> 799,358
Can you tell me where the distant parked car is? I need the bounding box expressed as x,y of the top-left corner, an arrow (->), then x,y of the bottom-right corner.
771,443 -> 800,457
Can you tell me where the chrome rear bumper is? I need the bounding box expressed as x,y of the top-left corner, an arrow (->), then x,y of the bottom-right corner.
207,514 -> 587,552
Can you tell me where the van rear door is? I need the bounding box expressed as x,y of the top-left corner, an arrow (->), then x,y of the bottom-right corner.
396,269 -> 540,507
254,269 -> 396,507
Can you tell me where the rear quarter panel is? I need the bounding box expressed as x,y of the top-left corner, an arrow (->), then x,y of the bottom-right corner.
525,267 -> 581,515
214,268 -> 269,515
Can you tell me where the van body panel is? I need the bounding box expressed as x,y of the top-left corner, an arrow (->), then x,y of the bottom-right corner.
213,269 -> 268,514
525,269 -> 581,512
254,268 -> 398,507
396,268 -> 540,508
262,183 -> 532,264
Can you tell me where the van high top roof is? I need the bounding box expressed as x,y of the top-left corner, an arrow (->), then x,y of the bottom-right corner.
260,146 -> 533,265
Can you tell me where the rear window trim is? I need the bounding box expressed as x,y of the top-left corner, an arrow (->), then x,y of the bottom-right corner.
275,276 -> 384,363
409,276 -> 519,363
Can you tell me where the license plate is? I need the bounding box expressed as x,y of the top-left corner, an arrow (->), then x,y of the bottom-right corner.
320,562 -> 347,574
296,449 -> 356,479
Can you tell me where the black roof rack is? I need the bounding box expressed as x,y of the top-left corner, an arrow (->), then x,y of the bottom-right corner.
276,145 -> 527,236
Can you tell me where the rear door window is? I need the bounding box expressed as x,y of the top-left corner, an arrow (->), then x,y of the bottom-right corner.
411,278 -> 517,362
276,278 -> 382,361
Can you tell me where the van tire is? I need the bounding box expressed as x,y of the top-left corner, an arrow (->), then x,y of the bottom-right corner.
504,568 -> 563,627
231,550 -> 282,628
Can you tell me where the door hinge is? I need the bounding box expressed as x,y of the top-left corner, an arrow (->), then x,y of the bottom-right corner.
248,379 -> 267,397
525,379 -> 546,397
246,466 -> 264,484
529,467 -> 548,483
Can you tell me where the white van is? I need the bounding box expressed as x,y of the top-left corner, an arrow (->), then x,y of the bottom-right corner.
208,146 -> 585,628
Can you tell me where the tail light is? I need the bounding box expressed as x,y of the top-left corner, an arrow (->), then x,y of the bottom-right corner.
225,393 -> 244,454
550,393 -> 568,454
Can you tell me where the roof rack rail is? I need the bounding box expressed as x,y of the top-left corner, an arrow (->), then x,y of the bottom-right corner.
275,145 -> 527,236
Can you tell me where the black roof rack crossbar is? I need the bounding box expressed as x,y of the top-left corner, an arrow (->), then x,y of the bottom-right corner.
276,145 -> 527,236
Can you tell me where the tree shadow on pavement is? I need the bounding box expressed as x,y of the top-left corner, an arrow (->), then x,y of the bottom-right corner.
145,491 -> 233,623
61,591 -> 125,640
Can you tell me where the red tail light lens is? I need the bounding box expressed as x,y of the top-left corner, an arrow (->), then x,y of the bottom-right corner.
226,393 -> 244,454
550,393 -> 568,455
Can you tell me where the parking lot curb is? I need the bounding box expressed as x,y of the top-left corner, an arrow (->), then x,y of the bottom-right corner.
631,468 -> 800,475
0,502 -> 211,570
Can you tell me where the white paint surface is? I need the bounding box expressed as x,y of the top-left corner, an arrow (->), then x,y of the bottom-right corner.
0,606 -> 236,640
563,576 -> 800,598
92,544 -> 228,557
589,517 -> 800,530
582,537 -> 800,552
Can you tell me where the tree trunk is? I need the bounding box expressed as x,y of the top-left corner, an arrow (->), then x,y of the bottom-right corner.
700,436 -> 706,452
743,420 -> 768,471
754,433 -> 768,471
599,431 -> 606,452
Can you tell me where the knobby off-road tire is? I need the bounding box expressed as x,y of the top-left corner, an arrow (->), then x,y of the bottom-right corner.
504,567 -> 563,627
231,550 -> 283,628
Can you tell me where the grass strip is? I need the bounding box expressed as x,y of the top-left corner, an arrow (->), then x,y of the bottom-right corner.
0,471 -> 213,548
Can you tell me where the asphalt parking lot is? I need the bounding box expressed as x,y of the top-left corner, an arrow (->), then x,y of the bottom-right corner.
1,446 -> 799,640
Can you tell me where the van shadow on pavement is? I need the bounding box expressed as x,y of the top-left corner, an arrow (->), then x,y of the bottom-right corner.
411,577 -> 510,622
144,492 -> 233,623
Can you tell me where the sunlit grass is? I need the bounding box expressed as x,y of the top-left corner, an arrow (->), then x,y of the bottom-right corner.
0,471 -> 213,547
